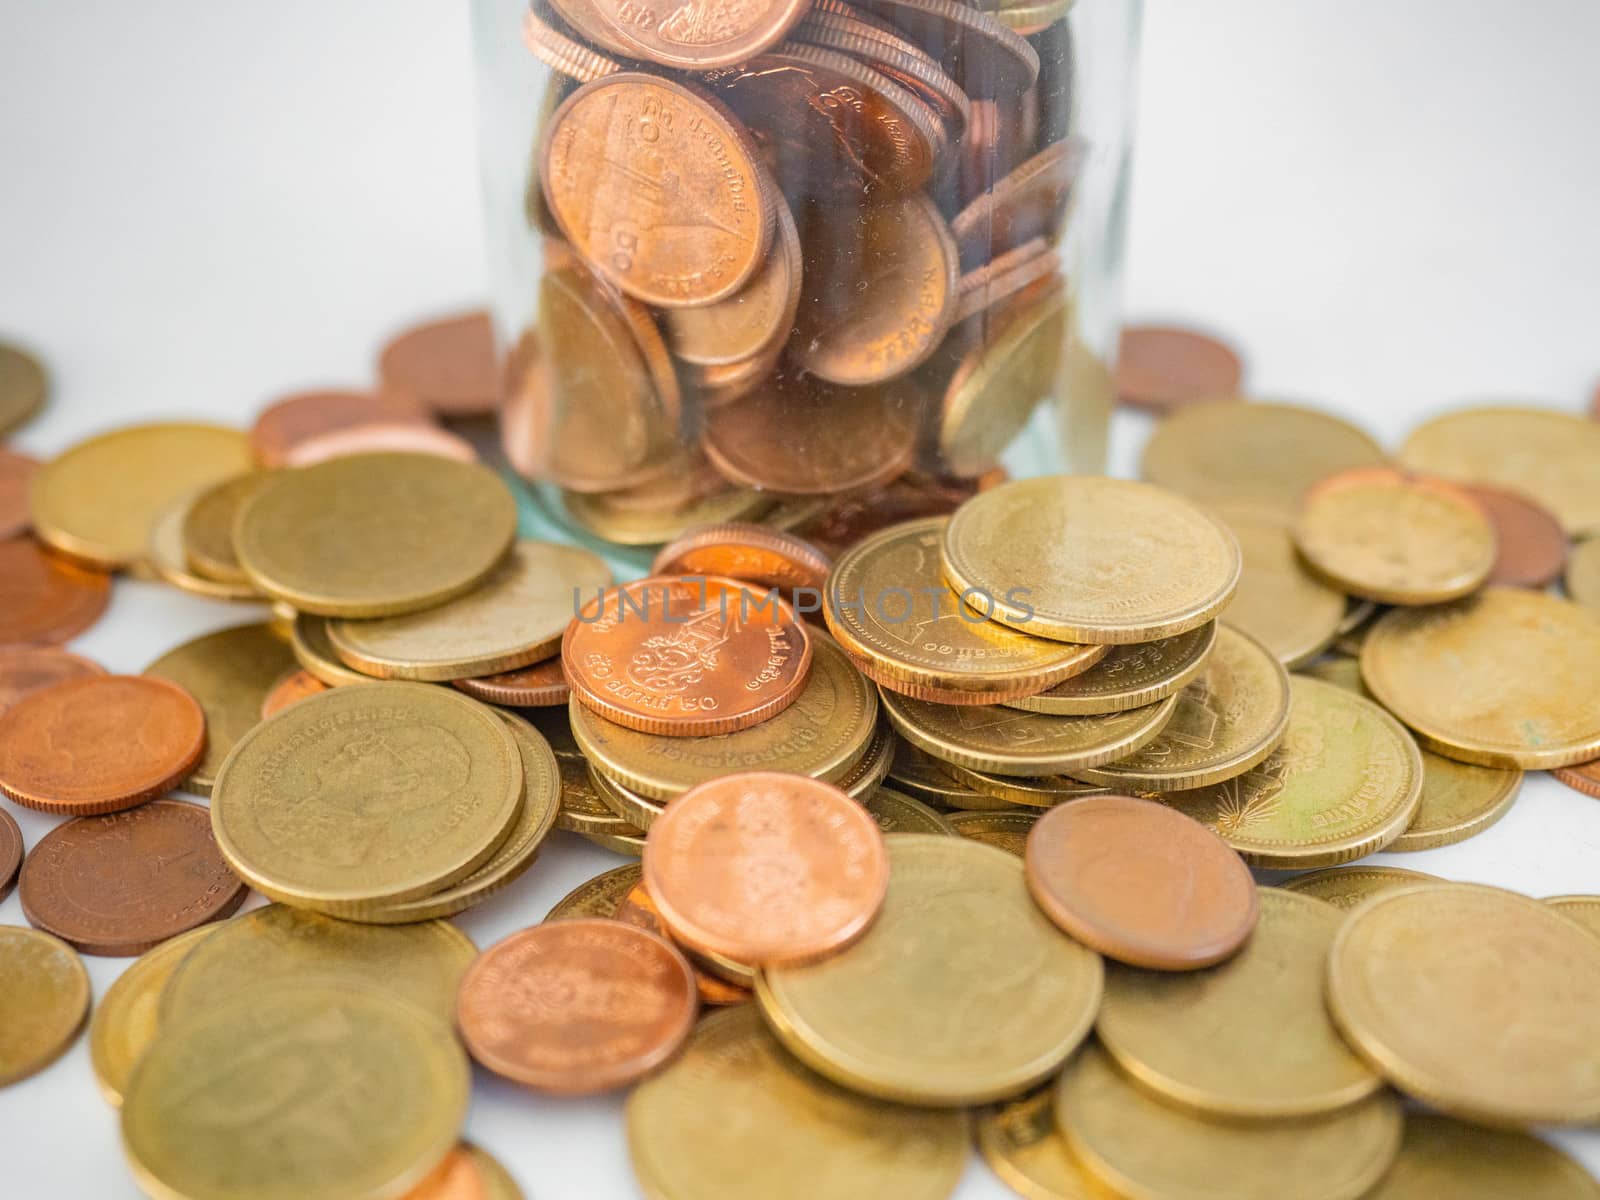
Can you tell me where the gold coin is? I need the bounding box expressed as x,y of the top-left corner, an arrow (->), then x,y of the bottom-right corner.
1399,405 -> 1600,536
1293,468 -> 1497,605
0,925 -> 90,1086
861,787 -> 957,834
545,863 -> 643,920
945,809 -> 1038,856
941,476 -> 1241,644
945,763 -> 1108,808
581,827 -> 649,856
328,541 -> 611,681
291,612 -> 374,686
1360,588 -> 1600,768
1363,1113 -> 1598,1200
589,763 -> 663,830
181,470 -> 276,584
833,723 -> 896,799
1210,503 -> 1343,666
211,682 -> 523,912
825,517 -> 1106,695
30,423 -> 254,570
1566,536 -> 1600,611
562,484 -> 772,547
1547,895 -> 1600,941
0,341 -> 47,434
553,752 -> 645,840
1003,624 -> 1217,716
147,496 -> 262,602
626,1005 -> 968,1200
887,741 -> 996,808
758,834 -> 1103,1105
977,1088 -> 1125,1200
1162,675 -> 1422,868
1298,654 -> 1364,693
1328,882 -> 1600,1125
234,452 -> 517,617
1055,1043 -> 1403,1200
1071,625 -> 1290,792
143,622 -> 295,797
124,986 -> 468,1200
1097,888 -> 1382,1119
89,925 -> 216,1107
1278,865 -> 1437,910
880,686 -> 1180,777
570,633 -> 877,800
1140,399 -> 1386,515
160,904 -> 475,1027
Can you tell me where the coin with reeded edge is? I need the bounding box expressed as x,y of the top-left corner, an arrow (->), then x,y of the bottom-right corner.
146,495 -> 262,602
1361,587 -> 1600,768
1547,896 -> 1600,941
545,863 -> 642,921
453,657 -> 569,708
1054,1043 -> 1402,1200
89,925 -> 215,1107
652,522 -> 832,595
833,723 -> 895,798
0,537 -> 111,645
758,834 -> 1102,1105
977,1089 -> 1110,1200
123,985 -> 469,1200
628,1004 -> 967,1200
1363,1113 -> 1598,1200
863,787 -> 957,834
329,541 -> 611,681
0,925 -> 89,1086
946,763 -> 1106,808
1003,624 -> 1217,716
556,760 -> 649,848
947,809 -> 1036,856
941,476 -> 1241,644
291,612 -> 373,686
1552,759 -> 1600,800
1071,625 -> 1289,792
1277,865 -> 1437,910
234,452 -> 517,617
1566,536 -> 1600,611
1210,503 -> 1344,667
181,470 -> 276,584
211,682 -> 522,912
1328,882 -> 1600,1126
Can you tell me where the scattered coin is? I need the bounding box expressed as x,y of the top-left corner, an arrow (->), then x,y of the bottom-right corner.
1551,758 -> 1600,800
249,388 -> 434,467
652,522 -> 832,596
613,882 -> 752,1006
0,806 -> 19,902
145,494 -> 263,601
260,667 -> 331,717
0,646 -> 104,715
283,421 -> 480,467
1278,865 -> 1438,910
1003,623 -> 1217,716
976,1089 -> 1107,1200
291,611 -> 374,686
545,863 -> 643,921
0,925 -> 90,1087
0,537 -> 111,646
1363,1113 -> 1598,1200
0,446 -> 38,539
0,341 -> 48,434
1210,503 -> 1345,667
1547,896 -> 1600,940
180,469 -> 276,584
88,924 -> 215,1107
1115,325 -> 1244,413
1567,535 -> 1600,611
945,764 -> 1106,808
378,309 -> 500,416
1460,483 -> 1568,589
454,657 -> 570,708
862,786 -> 958,834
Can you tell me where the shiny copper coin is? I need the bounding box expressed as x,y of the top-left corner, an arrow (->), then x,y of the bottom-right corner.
853,0 -> 1040,98
1025,793 -> 1259,970
454,657 -> 570,708
282,421 -> 479,467
522,5 -> 623,82
0,538 -> 111,646
952,238 -> 1059,323
588,0 -> 808,69
456,918 -> 697,1094
563,576 -> 812,736
18,798 -> 246,956
794,9 -> 971,140
0,805 -> 21,903
651,523 -> 832,595
0,676 -> 207,815
0,647 -> 105,716
643,772 -> 889,966
949,139 -> 1085,267
0,447 -> 39,539
615,882 -> 752,1006
1115,325 -> 1245,412
401,1147 -> 491,1200
248,388 -> 433,467
1460,483 -> 1568,589
259,668 -> 331,719
378,310 -> 500,417
1552,758 -> 1600,800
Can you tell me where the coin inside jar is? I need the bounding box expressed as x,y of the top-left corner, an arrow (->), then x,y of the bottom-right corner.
950,138 -> 1085,266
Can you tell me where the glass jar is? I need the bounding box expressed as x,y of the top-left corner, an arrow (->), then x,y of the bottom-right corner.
473,0 -> 1141,565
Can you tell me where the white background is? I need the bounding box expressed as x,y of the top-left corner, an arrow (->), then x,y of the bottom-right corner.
4,1 -> 1600,1196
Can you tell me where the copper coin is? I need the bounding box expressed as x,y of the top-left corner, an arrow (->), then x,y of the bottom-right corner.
259,668 -> 331,719
522,4 -> 623,82
378,310 -> 500,417
1024,793 -> 1259,970
453,657 -> 570,708
0,538 -> 111,646
952,238 -> 1060,323
796,472 -> 982,555
642,771 -> 889,966
0,676 -> 207,815
615,882 -> 752,1006
795,9 -> 971,140
651,523 -> 832,595
853,0 -> 1040,98
1459,483 -> 1568,589
18,798 -> 246,956
0,806 -> 21,903
563,576 -> 812,736
1115,325 -> 1245,412
456,918 -> 697,1094
0,647 -> 105,716
1552,758 -> 1600,800
949,139 -> 1085,268
401,1147 -> 490,1200
248,388 -> 433,467
587,0 -> 808,69
281,421 -> 479,467
0,447 -> 39,539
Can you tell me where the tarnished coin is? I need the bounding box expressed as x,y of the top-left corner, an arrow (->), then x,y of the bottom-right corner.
124,986 -> 469,1200
1278,865 -> 1437,910
1329,882 -> 1600,1125
0,537 -> 111,646
1210,503 -> 1345,667
1115,325 -> 1243,413
1566,535 -> 1600,611
863,786 -> 958,834
1004,623 -> 1217,716
0,675 -> 206,816
976,1089 -> 1107,1200
0,341 -> 47,434
0,926 -> 89,1086
546,863 -> 643,921
1390,751 -> 1521,852
0,646 -> 104,715
664,198 -> 802,368
457,919 -> 698,1094
0,806 -> 20,902
1364,1114 -> 1599,1200
292,611 -> 376,686
378,309 -> 499,417
261,667 -> 331,717
614,883 -> 752,1006
235,452 -> 517,618
249,388 -> 433,467
1026,794 -> 1256,970
1361,588 -> 1600,768
0,446 -> 38,539
941,476 -> 1242,644
180,470 -> 276,584
454,657 -> 570,708
88,924 -> 215,1107
652,522 -> 832,596
146,495 -> 263,602
1460,483 -> 1568,589
950,139 -> 1085,266
758,835 -> 1103,1105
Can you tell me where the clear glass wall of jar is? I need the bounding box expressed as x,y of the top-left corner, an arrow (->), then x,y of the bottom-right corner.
474,0 -> 1142,563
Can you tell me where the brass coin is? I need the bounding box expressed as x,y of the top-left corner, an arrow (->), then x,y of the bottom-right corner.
829,722 -> 897,799
146,495 -> 262,602
941,476 -> 1242,644
1547,896 -> 1600,941
211,682 -> 523,912
30,423 -> 254,570
1293,467 -> 1497,605
1360,587 -> 1600,768
554,755 -> 649,844
1210,503 -> 1344,667
976,1089 -> 1108,1200
1565,535 -> 1600,611
945,809 -> 1037,856
143,622 -> 295,797
627,1005 -> 968,1200
123,986 -> 469,1200
0,925 -> 89,1086
88,924 -> 215,1107
1003,623 -> 1217,716
181,470 -> 276,584
562,483 -> 772,547
861,786 -> 957,834
1328,882 -> 1600,1125
1277,865 -> 1438,910
944,764 -> 1107,808
0,340 -> 47,434
1097,888 -> 1382,1118
880,687 -> 1180,777
590,763 -> 664,830
235,452 -> 517,617
1055,1044 -> 1403,1200
546,863 -> 643,921
758,834 -> 1103,1105
1071,625 -> 1290,792
1399,405 -> 1600,536
1141,399 -> 1386,515
291,611 -> 376,686
1363,1113 -> 1598,1200
329,541 -> 610,681
886,741 -> 996,808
